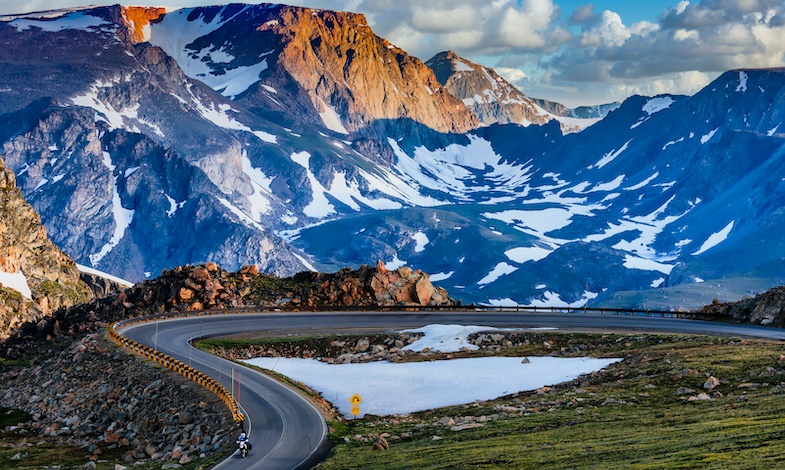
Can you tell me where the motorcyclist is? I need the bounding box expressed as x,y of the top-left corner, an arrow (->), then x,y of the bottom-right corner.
237,432 -> 251,456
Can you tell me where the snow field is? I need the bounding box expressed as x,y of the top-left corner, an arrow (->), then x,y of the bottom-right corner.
243,324 -> 619,417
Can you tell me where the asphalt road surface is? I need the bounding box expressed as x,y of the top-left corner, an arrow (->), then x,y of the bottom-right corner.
118,311 -> 785,469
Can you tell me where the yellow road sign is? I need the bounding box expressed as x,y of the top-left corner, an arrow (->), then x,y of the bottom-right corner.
350,393 -> 362,405
351,405 -> 360,416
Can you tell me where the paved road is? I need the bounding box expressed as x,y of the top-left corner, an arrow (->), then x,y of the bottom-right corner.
118,311 -> 785,469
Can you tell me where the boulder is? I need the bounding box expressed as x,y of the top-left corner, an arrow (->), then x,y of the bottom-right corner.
704,376 -> 720,390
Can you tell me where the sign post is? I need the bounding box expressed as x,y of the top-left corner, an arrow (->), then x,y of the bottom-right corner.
350,393 -> 362,418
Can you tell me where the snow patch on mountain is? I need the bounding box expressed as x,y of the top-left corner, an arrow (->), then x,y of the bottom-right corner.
240,151 -> 273,221
478,262 -> 518,286
642,96 -> 675,115
700,128 -> 718,144
527,290 -> 598,308
317,97 -> 350,134
623,254 -> 674,275
692,221 -> 734,256
736,71 -> 748,93
589,139 -> 631,170
148,6 -> 270,99
412,231 -> 429,252
0,270 -> 32,299
89,151 -> 134,267
389,135 -> 533,202
505,246 -> 552,264
9,11 -> 111,32
290,152 -> 335,219
430,271 -> 454,282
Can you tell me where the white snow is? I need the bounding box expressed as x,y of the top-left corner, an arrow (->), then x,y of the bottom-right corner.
317,97 -> 350,134
89,151 -> 134,267
430,271 -> 454,282
76,264 -> 134,288
651,278 -> 665,288
9,11 -> 110,32
148,6 -> 269,99
662,137 -> 684,151
504,246 -> 552,264
623,254 -> 674,275
412,231 -> 429,253
0,270 -> 32,299
452,58 -> 474,72
388,135 -> 533,202
482,208 -> 573,235
292,253 -> 318,272
240,151 -> 274,221
205,60 -> 269,99
642,96 -> 675,115
527,290 -> 598,308
385,254 -> 407,270
245,354 -> 618,417
401,325 -> 500,352
736,71 -> 748,93
700,128 -> 718,144
768,125 -> 779,136
692,221 -> 734,256
477,262 -> 518,286
589,139 -> 631,170
290,151 -> 335,218
164,194 -> 184,217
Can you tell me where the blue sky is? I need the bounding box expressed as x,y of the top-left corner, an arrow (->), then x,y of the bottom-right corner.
3,0 -> 785,107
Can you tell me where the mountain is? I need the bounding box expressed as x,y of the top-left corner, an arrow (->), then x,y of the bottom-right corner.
0,157 -> 92,339
0,4 -> 480,281
294,69 -> 785,309
425,50 -> 603,132
531,98 -> 620,120
2,4 -> 785,310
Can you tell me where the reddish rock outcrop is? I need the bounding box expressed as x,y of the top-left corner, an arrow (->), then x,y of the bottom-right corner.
261,7 -> 478,136
121,6 -> 166,44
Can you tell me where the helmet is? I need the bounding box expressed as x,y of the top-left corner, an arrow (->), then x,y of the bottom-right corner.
239,432 -> 246,439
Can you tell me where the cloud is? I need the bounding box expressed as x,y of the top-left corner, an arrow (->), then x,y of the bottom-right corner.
569,3 -> 598,25
9,0 -> 785,106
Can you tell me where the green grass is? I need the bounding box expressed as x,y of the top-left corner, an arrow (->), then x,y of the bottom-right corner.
202,331 -> 785,469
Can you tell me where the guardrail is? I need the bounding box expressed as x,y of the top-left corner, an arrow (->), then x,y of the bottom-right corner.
108,321 -> 244,423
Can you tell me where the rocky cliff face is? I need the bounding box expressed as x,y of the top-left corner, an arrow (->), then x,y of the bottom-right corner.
265,8 -> 478,137
0,157 -> 92,339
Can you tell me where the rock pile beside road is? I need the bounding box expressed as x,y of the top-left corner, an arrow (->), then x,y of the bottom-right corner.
2,261 -> 455,359
698,286 -> 785,326
0,334 -> 236,466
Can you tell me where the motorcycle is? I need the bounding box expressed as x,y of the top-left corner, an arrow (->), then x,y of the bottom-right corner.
238,440 -> 249,458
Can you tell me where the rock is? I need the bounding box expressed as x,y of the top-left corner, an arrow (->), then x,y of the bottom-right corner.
204,262 -> 219,272
688,392 -> 712,401
375,260 -> 387,274
704,376 -> 721,390
178,455 -> 192,465
372,436 -> 389,451
191,266 -> 210,281
414,276 -> 435,306
83,462 -> 97,470
450,423 -> 485,431
521,357 -> 530,364
436,417 -> 455,426
239,264 -> 259,276
355,339 -> 370,352
178,288 -> 194,302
